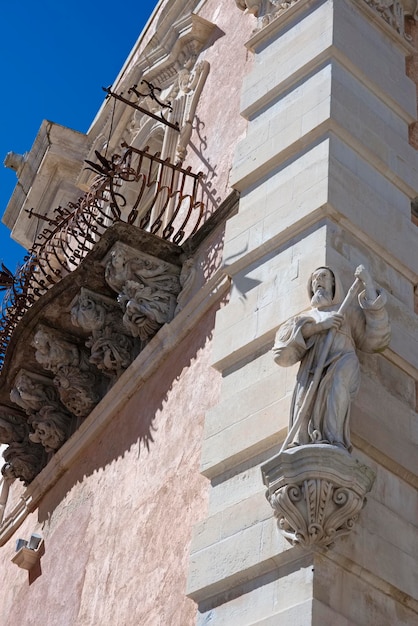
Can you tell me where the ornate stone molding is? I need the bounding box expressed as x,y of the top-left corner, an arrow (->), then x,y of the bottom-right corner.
32,327 -> 102,418
238,0 -> 416,41
261,445 -> 375,548
104,243 -> 181,342
71,288 -> 139,378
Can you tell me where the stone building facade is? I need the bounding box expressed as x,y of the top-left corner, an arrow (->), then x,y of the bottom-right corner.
0,1 -> 417,625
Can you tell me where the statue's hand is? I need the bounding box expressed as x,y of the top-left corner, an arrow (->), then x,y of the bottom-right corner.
355,264 -> 371,286
355,264 -> 377,301
319,312 -> 344,332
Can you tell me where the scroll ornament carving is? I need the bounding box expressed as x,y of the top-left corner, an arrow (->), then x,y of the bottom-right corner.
263,266 -> 389,548
262,446 -> 375,548
175,257 -> 198,313
32,328 -> 102,419
362,0 -> 415,38
105,245 -> 181,342
10,371 -> 72,454
71,289 -> 138,376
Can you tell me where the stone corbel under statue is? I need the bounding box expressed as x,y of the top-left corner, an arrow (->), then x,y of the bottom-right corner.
262,265 -> 390,548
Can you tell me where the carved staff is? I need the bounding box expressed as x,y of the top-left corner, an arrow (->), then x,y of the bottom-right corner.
280,267 -> 364,452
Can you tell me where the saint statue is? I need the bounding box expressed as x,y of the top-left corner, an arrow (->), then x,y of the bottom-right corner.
273,266 -> 390,451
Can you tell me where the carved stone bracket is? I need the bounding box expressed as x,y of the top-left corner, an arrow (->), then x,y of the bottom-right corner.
70,287 -> 139,378
32,327 -> 103,419
2,441 -> 46,486
104,243 -> 181,342
261,445 -> 375,548
10,370 -> 72,454
0,401 -> 46,485
237,0 -> 416,40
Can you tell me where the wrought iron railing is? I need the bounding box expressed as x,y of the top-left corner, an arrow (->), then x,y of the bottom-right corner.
0,144 -> 205,370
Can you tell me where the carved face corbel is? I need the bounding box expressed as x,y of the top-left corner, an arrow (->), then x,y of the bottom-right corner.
103,242 -> 181,342
70,287 -> 139,376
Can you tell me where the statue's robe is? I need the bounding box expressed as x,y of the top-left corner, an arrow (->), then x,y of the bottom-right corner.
272,291 -> 390,450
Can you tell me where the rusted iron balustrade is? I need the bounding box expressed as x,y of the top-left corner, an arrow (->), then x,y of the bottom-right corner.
0,145 -> 205,370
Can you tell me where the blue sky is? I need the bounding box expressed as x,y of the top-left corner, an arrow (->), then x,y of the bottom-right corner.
0,0 -> 157,273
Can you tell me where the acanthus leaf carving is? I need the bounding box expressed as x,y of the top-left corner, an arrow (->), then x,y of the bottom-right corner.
262,445 -> 375,548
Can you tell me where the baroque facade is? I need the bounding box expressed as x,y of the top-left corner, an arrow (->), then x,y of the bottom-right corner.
0,0 -> 417,624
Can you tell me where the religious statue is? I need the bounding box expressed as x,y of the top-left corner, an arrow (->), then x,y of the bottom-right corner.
273,265 -> 390,451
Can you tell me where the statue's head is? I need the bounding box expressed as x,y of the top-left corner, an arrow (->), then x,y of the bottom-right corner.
308,267 -> 339,308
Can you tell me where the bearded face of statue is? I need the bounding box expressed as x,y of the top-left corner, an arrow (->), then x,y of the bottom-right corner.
310,268 -> 334,308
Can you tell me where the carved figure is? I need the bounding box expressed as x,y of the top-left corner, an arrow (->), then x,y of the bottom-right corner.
10,371 -> 59,414
235,0 -> 261,15
0,463 -> 16,524
3,441 -> 46,485
32,328 -> 101,418
118,280 -> 175,341
29,406 -> 71,453
105,245 -> 181,342
0,410 -> 28,445
71,289 -> 138,376
273,266 -> 390,451
105,247 -> 179,294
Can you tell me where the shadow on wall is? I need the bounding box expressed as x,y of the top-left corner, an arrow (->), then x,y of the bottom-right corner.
36,298 -> 221,525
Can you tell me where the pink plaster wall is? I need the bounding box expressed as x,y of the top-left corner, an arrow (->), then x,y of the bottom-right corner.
0,1 -> 254,623
0,304 -> 221,626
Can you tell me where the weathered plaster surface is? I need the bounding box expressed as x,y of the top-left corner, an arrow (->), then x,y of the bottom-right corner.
0,305 -> 221,626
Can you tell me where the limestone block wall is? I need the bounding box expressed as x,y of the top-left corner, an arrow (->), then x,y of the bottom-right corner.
188,1 -> 418,624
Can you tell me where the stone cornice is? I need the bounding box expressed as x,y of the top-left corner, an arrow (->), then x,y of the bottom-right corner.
245,0 -> 415,54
